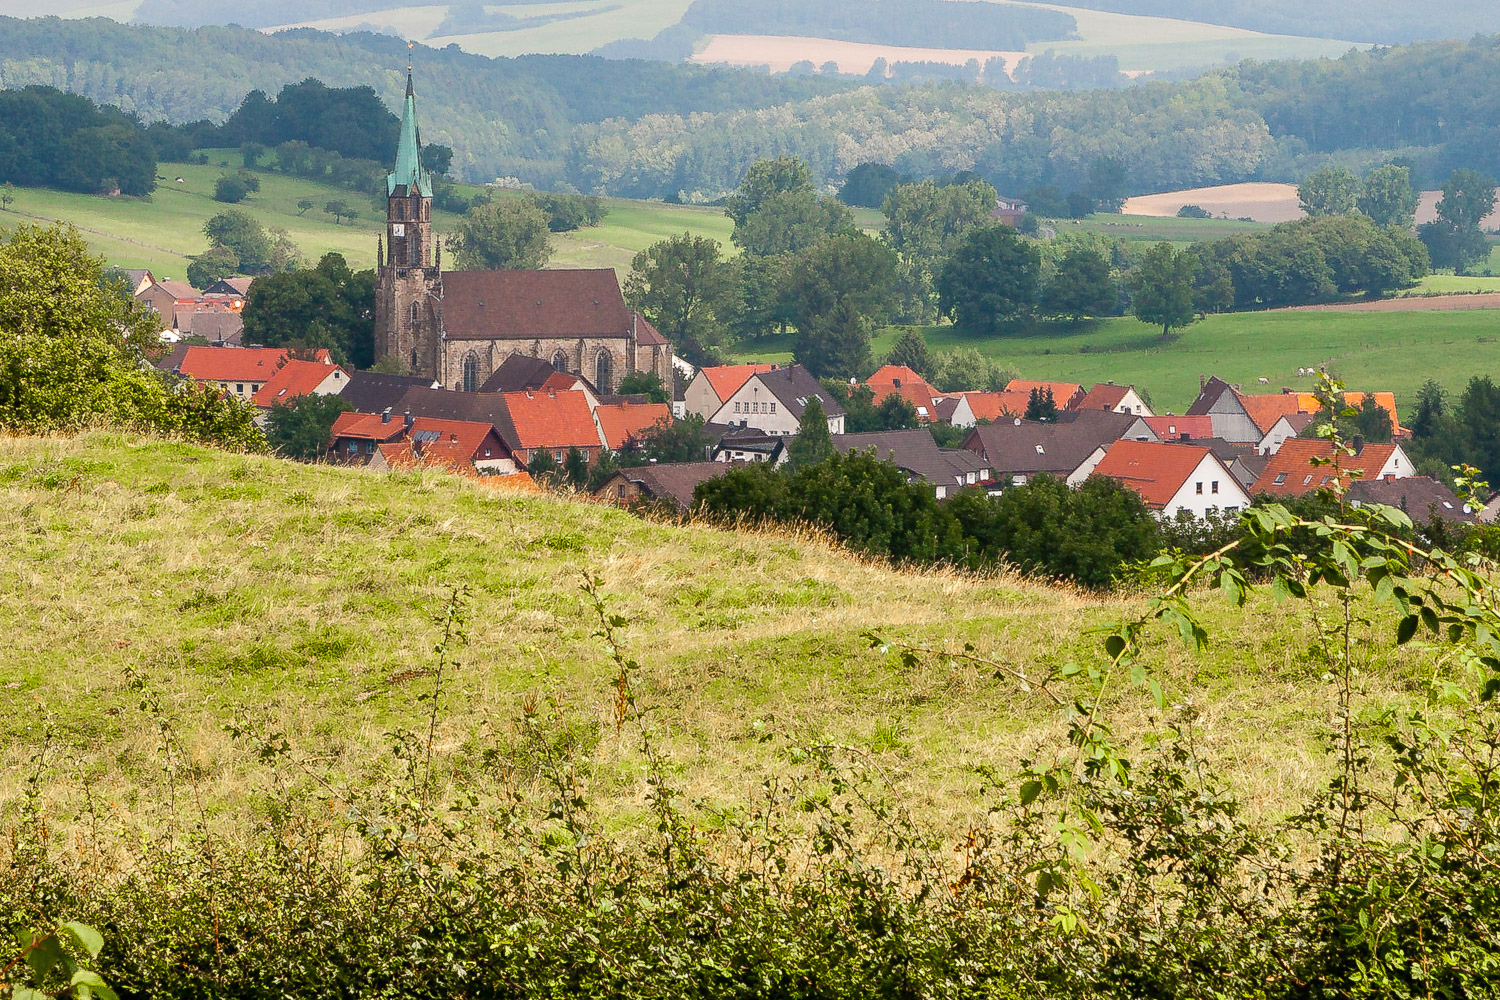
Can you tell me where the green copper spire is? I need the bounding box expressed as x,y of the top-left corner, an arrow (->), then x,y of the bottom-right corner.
387,70 -> 432,199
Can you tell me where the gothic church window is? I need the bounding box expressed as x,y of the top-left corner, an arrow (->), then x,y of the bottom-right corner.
409,349 -> 418,373
595,350 -> 613,393
462,353 -> 479,393
552,350 -> 569,373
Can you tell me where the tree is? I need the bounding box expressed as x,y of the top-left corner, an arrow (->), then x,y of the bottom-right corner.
266,392 -> 352,460
824,381 -> 920,432
213,170 -> 259,203
1358,164 -> 1420,228
725,157 -> 854,256
839,163 -> 905,208
186,244 -> 239,289
935,225 -> 1041,335
724,253 -> 795,342
885,329 -> 934,377
1024,386 -> 1057,421
624,234 -> 737,365
562,446 -> 589,489
794,299 -> 874,380
1298,166 -> 1358,217
786,231 -> 899,335
527,448 -> 559,487
453,198 -> 552,270
1437,168 -> 1497,231
930,347 -> 1013,393
786,397 -> 833,469
1040,246 -> 1115,319
875,391 -> 920,430
1410,379 -> 1448,441
1086,156 -> 1127,213
1417,218 -> 1490,274
203,209 -> 274,274
241,252 -> 376,368
1130,242 -> 1198,338
1354,395 -> 1394,443
0,222 -> 261,449
1,183 -> 11,210
296,198 -> 314,216
636,413 -> 712,463
323,200 -> 350,225
420,144 -> 453,176
617,371 -> 670,404
881,178 -> 998,270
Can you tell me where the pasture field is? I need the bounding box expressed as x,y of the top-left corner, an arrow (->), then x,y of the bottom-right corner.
735,307 -> 1500,415
0,431 -> 1446,837
0,156 -> 741,280
1065,212 -> 1267,243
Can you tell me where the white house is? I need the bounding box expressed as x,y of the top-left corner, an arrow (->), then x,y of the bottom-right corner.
709,365 -> 845,436
1091,439 -> 1252,519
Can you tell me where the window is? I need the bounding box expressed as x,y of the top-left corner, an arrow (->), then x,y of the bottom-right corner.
552,350 -> 569,373
1303,474 -> 1314,485
734,402 -> 741,413
251,384 -> 260,392
409,349 -> 418,372
1211,481 -> 1219,494
483,448 -> 492,458
410,302 -> 419,327
555,450 -> 565,463
1195,481 -> 1203,495
346,441 -> 356,455
616,484 -> 626,499
395,201 -> 405,220
770,403 -> 776,413
1274,472 -> 1288,485
364,441 -> 374,455
595,350 -> 613,393
236,383 -> 244,394
461,353 -> 480,393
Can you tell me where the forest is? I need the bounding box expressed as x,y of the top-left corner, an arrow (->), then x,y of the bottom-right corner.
0,86 -> 156,196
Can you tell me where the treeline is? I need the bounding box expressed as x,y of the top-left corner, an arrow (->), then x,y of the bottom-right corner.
1054,0 -> 1500,44
0,16 -> 850,186
680,0 -> 1075,50
0,86 -> 156,196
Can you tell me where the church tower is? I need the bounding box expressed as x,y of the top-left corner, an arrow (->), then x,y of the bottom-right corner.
374,69 -> 443,379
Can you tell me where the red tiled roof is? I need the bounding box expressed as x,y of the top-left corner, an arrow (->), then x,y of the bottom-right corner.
958,391 -> 1032,422
1237,393 -> 1309,435
1251,438 -> 1401,496
1140,415 -> 1215,441
155,280 -> 201,299
701,364 -> 776,404
1075,383 -> 1133,411
1006,379 -> 1085,409
330,410 -> 407,443
1092,440 -> 1217,509
251,360 -> 346,407
865,365 -> 940,421
176,346 -> 331,383
441,269 -> 632,340
502,390 -> 605,450
595,401 -> 671,450
332,413 -> 507,467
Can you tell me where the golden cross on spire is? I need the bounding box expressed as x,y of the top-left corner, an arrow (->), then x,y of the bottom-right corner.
407,40 -> 414,74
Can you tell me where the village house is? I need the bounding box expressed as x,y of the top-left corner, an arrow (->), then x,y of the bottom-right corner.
1005,379 -> 1087,411
498,388 -> 608,466
251,359 -> 348,413
938,390 -> 1032,428
711,427 -> 785,464
1120,414 -> 1215,442
594,400 -> 672,452
1091,440 -> 1252,518
833,429 -> 992,498
1250,438 -> 1413,496
328,410 -> 515,475
1257,413 -> 1318,455
1347,477 -> 1477,525
709,365 -> 846,435
371,72 -> 674,392
592,461 -> 738,511
961,410 -> 1135,487
1187,377 -> 1404,444
172,346 -> 334,402
682,364 -> 777,420
863,365 -> 941,421
1074,382 -> 1154,417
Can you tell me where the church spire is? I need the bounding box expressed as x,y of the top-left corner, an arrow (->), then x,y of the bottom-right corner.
387,54 -> 432,199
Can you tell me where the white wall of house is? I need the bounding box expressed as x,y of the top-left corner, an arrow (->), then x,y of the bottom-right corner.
942,396 -> 976,428
1106,388 -> 1153,416
1121,417 -> 1158,441
682,371 -> 726,420
712,375 -> 844,435
1160,454 -> 1252,518
1257,416 -> 1301,455
1373,445 -> 1412,480
1064,446 -> 1109,487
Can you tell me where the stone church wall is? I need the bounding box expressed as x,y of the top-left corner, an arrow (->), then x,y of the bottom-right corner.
440,337 -> 634,393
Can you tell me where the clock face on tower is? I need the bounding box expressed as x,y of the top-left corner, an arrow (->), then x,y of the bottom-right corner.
392,223 -> 406,237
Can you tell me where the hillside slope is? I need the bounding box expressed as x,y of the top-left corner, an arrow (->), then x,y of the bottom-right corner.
0,432 -> 1440,837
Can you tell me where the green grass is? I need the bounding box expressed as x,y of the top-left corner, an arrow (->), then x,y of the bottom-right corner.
0,431 -> 1451,836
1065,213 -> 1268,242
736,308 -> 1500,416
0,154 -> 740,280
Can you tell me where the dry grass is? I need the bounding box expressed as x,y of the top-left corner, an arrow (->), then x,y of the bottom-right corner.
0,431 -> 1456,844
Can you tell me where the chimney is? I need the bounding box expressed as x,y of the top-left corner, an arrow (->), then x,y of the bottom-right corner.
1200,375 -> 1206,389
381,406 -> 392,424
404,411 -> 414,432
893,377 -> 902,388
1352,435 -> 1364,455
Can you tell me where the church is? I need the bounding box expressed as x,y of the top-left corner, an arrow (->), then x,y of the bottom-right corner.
373,73 -> 674,393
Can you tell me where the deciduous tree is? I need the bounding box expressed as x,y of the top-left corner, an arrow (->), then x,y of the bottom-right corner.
1297,166 -> 1358,217
935,225 -> 1040,335
1357,163 -> 1420,228
624,233 -> 737,365
1130,242 -> 1198,337
452,198 -> 552,270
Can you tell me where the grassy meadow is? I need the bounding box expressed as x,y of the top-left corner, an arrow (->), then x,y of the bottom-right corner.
0,153 -> 741,280
737,307 -> 1500,416
0,431 -> 1448,840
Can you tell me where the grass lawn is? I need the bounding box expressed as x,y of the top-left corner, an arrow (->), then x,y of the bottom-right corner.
0,431 -> 1447,837
735,308 -> 1500,416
